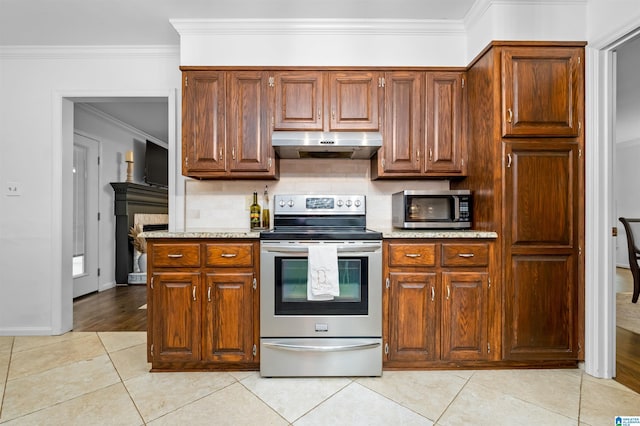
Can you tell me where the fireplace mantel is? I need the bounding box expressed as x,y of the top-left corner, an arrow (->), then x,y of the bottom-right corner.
110,183 -> 168,284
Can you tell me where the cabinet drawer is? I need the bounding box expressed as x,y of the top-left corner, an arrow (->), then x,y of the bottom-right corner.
205,243 -> 254,267
388,243 -> 436,267
441,243 -> 489,267
152,243 -> 201,268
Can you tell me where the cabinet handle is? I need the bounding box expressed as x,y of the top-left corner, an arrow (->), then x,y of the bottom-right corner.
232,147 -> 236,160
431,286 -> 435,302
318,108 -> 321,118
219,148 -> 223,159
458,253 -> 474,258
220,253 -> 237,258
506,153 -> 512,168
507,108 -> 513,123
193,286 -> 197,301
404,253 -> 421,258
207,286 -> 211,302
446,285 -> 450,300
332,109 -> 335,120
429,149 -> 433,161
167,254 -> 183,258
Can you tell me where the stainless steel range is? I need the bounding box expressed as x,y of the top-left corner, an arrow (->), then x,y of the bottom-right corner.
260,194 -> 383,377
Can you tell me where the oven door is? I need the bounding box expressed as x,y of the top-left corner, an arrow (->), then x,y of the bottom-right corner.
260,240 -> 382,338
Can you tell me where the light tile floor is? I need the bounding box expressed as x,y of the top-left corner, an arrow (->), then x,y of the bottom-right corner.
0,332 -> 639,425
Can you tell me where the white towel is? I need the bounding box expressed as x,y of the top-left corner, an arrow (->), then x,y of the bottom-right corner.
307,245 -> 340,301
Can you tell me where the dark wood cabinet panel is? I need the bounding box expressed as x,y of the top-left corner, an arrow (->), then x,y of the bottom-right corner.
272,71 -> 324,131
425,72 -> 465,175
388,271 -> 439,361
151,272 -> 201,363
501,47 -> 583,137
441,271 -> 488,361
504,254 -> 578,359
182,71 -> 226,174
203,271 -> 255,362
227,71 -> 275,175
329,71 -> 380,131
376,71 -> 422,176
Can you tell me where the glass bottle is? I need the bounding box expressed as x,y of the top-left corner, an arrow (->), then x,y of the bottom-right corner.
250,191 -> 261,230
262,185 -> 270,229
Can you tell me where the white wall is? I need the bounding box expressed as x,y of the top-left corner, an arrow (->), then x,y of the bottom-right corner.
0,47 -> 180,334
73,104 -> 168,291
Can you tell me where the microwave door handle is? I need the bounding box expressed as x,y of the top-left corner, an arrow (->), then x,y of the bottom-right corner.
453,196 -> 460,221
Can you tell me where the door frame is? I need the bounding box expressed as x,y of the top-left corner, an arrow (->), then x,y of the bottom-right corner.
52,89 -> 180,334
72,131 -> 101,298
585,26 -> 640,379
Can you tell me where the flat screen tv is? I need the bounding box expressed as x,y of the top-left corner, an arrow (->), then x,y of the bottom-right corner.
144,140 -> 168,188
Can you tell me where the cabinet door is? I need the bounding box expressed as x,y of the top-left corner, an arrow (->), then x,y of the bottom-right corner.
328,71 -> 380,131
425,72 -> 465,175
151,272 -> 201,362
227,71 -> 276,176
377,72 -> 422,175
182,71 -> 226,175
503,141 -> 581,360
441,271 -> 488,361
387,271 -> 438,361
272,71 -> 324,131
202,271 -> 255,363
502,47 -> 583,137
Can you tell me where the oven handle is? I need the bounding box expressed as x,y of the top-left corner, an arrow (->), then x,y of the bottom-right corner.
262,341 -> 380,352
261,245 -> 381,254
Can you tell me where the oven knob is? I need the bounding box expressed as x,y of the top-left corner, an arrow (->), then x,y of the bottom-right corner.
354,199 -> 361,207
287,199 -> 294,207
336,199 -> 344,207
279,199 -> 286,207
345,199 -> 352,207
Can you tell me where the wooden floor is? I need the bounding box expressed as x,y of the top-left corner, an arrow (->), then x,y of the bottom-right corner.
615,267 -> 640,393
73,285 -> 147,331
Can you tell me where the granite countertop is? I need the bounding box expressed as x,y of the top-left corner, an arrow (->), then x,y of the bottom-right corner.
140,229 -> 261,239
379,229 -> 498,239
141,229 -> 497,240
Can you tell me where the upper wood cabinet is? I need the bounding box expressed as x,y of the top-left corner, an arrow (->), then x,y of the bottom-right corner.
425,72 -> 466,175
272,71 -> 324,131
182,71 -> 226,175
501,47 -> 583,137
271,70 -> 381,132
372,71 -> 466,179
181,70 -> 277,179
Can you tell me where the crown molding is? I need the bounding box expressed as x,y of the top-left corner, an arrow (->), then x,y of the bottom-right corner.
170,18 -> 466,37
0,45 -> 179,60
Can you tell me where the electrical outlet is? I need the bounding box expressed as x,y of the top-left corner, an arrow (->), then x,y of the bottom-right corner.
5,182 -> 22,196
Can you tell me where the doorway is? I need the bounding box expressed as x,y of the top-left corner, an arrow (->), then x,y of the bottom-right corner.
73,132 -> 100,298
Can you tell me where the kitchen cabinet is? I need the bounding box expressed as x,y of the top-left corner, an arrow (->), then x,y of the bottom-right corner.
452,42 -> 585,364
271,70 -> 381,131
372,71 -> 466,178
147,239 -> 259,371
383,240 -> 494,368
501,47 -> 582,137
181,70 -> 278,179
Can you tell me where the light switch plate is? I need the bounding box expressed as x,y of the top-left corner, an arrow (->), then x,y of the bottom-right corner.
6,182 -> 22,196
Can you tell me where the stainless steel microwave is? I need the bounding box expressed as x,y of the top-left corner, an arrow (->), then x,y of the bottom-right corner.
392,190 -> 472,229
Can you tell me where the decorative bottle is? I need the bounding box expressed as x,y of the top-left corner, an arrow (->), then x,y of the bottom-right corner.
250,191 -> 261,230
262,185 -> 270,229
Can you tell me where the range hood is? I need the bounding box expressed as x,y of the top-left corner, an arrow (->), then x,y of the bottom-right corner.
271,131 -> 382,159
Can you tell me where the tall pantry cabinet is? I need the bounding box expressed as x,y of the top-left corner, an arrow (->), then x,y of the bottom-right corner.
453,42 -> 585,363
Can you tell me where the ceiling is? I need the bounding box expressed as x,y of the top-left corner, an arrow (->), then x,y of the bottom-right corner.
0,0 -> 477,46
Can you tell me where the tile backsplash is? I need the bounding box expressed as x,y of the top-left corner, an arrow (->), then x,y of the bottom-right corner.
185,159 -> 449,231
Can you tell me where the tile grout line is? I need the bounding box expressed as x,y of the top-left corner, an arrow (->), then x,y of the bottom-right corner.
235,374 -> 294,425
577,370 -> 584,423
0,337 -> 15,421
432,370 -> 475,424
96,331 -> 148,425
287,378 -> 356,424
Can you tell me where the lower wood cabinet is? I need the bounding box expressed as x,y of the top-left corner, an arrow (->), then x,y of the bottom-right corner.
383,240 -> 495,368
146,239 -> 259,371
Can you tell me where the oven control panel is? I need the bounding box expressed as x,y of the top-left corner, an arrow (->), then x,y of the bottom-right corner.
274,194 -> 366,215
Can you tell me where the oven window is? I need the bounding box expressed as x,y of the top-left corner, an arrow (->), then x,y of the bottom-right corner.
275,257 -> 368,315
